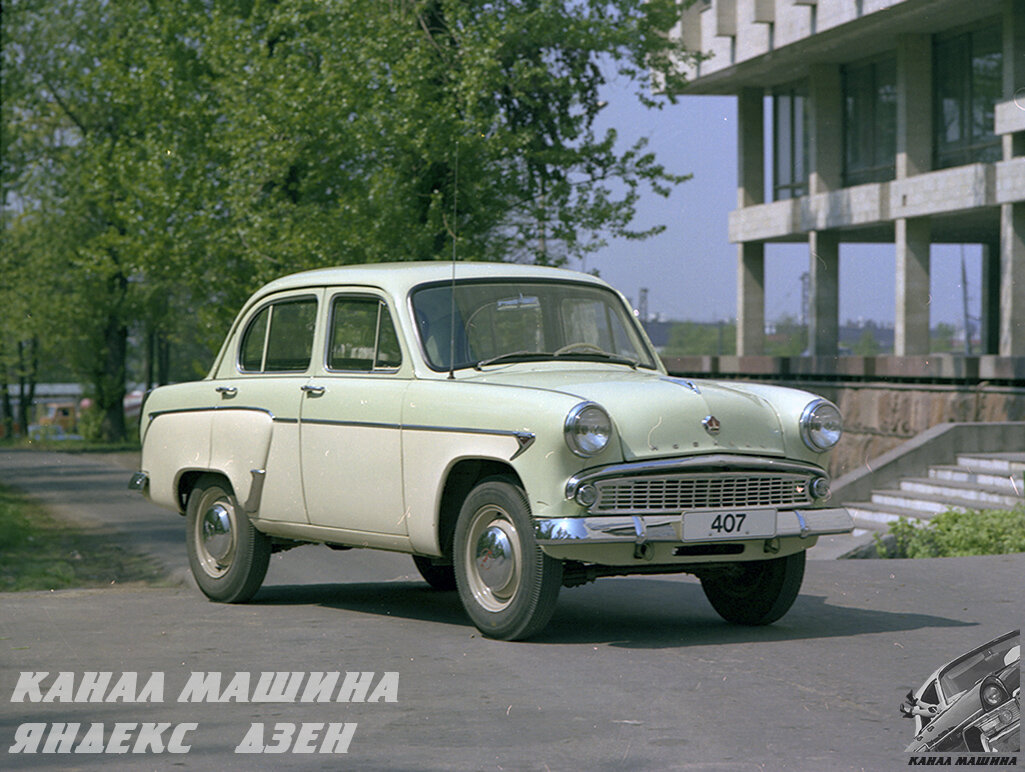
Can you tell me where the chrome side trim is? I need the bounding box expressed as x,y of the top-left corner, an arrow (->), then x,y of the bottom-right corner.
510,432 -> 536,461
147,405 -> 277,422
147,406 -> 534,460
565,454 -> 827,500
534,507 -> 852,546
405,424 -> 536,460
302,418 -> 400,431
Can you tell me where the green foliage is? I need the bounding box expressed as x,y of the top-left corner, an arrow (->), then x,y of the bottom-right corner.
852,328 -> 881,356
765,315 -> 806,356
664,321 -> 736,356
3,0 -> 696,441
874,506 -> 1025,558
76,407 -> 105,444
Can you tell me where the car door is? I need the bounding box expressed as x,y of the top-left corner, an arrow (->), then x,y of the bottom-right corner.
299,292 -> 409,540
210,290 -> 322,524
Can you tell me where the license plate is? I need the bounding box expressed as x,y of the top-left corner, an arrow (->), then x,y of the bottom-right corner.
682,508 -> 777,541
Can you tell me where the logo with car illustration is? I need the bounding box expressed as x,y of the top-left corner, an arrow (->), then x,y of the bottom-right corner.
902,630 -> 1020,754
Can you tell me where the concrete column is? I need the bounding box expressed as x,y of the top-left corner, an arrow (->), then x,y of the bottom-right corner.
737,242 -> 765,356
737,87 -> 765,208
895,218 -> 932,355
896,34 -> 932,178
981,242 -> 1001,355
808,64 -> 842,194
808,231 -> 839,356
1000,202 -> 1025,356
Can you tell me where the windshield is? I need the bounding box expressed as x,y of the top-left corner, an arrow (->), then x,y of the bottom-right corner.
938,634 -> 1019,701
411,279 -> 657,372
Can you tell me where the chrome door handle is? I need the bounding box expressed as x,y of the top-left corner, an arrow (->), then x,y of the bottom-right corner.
301,384 -> 325,396
215,386 -> 237,397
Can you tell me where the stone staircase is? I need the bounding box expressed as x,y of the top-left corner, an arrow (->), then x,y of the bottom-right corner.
844,452 -> 1025,532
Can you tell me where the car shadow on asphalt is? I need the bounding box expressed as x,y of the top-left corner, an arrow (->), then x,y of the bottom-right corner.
248,577 -> 975,648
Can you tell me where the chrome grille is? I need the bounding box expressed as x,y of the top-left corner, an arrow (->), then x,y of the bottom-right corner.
592,472 -> 813,514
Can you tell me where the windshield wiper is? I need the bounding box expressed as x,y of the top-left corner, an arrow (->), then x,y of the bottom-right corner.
473,351 -> 555,370
553,349 -> 639,369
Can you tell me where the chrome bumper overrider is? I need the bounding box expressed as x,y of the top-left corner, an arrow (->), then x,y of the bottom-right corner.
128,471 -> 149,494
533,507 -> 853,545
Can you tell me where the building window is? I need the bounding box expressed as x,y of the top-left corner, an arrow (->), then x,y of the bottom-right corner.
773,85 -> 808,200
933,24 -> 1002,169
843,57 -> 896,186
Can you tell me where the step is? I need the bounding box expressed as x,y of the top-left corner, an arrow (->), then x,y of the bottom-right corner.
869,489 -> 1006,516
956,452 -> 1025,475
928,465 -> 1025,494
843,501 -> 928,531
899,477 -> 1024,509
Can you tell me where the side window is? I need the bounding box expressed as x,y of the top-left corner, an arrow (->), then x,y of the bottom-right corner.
238,297 -> 317,373
328,296 -> 402,372
240,307 -> 269,371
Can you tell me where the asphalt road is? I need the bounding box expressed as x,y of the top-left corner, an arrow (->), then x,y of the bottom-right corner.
0,449 -> 1022,771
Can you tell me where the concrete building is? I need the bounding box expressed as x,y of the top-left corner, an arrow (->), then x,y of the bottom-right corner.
673,0 -> 1025,357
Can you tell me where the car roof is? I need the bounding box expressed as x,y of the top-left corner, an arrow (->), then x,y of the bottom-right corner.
250,261 -> 610,301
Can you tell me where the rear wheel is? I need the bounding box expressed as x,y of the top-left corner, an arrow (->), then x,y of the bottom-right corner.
453,478 -> 562,640
700,551 -> 805,625
186,475 -> 270,603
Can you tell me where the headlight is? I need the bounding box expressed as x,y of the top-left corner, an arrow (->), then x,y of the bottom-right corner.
564,402 -> 611,457
800,399 -> 843,451
981,678 -> 1010,710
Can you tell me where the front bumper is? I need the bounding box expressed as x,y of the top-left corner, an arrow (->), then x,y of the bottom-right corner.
534,507 -> 853,546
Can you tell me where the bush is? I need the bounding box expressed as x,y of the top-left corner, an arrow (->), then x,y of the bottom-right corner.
874,505 -> 1025,558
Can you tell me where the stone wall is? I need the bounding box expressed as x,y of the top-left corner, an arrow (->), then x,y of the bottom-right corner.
662,355 -> 1025,479
809,382 -> 1025,478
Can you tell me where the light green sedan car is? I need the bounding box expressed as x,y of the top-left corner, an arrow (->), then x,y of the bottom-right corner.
131,262 -> 852,640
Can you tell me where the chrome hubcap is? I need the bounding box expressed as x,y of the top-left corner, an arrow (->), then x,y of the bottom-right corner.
202,503 -> 233,561
475,525 -> 514,591
465,505 -> 521,612
193,490 -> 237,578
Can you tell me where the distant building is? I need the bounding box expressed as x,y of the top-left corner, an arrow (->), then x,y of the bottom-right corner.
673,0 -> 1024,357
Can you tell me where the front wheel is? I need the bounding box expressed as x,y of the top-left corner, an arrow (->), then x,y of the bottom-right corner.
453,478 -> 562,640
699,551 -> 805,625
186,475 -> 271,603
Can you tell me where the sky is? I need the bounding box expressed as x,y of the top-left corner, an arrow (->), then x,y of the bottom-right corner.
583,80 -> 983,329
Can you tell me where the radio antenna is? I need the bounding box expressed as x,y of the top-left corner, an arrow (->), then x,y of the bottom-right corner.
448,142 -> 458,380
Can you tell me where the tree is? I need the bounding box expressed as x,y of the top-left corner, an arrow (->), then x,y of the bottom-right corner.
664,321 -> 736,356
3,0 -> 696,440
852,328 -> 881,356
765,315 -> 807,357
3,0 -> 228,439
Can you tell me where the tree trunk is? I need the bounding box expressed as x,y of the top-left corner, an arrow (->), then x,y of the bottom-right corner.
16,338 -> 38,437
94,272 -> 129,442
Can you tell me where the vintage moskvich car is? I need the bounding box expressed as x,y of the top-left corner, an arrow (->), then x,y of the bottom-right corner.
901,630 -> 1020,753
131,262 -> 852,640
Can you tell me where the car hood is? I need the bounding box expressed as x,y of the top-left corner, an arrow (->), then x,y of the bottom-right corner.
468,367 -> 786,461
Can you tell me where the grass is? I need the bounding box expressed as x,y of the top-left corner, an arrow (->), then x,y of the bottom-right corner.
874,504 -> 1025,558
0,483 -> 168,592
0,437 -> 140,454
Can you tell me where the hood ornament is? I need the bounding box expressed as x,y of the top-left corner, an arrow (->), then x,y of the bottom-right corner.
702,415 -> 721,436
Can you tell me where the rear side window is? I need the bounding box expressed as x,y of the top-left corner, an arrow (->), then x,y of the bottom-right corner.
239,296 -> 318,373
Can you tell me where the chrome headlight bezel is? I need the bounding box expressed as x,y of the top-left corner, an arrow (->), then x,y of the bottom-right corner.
800,399 -> 843,452
564,402 -> 612,458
